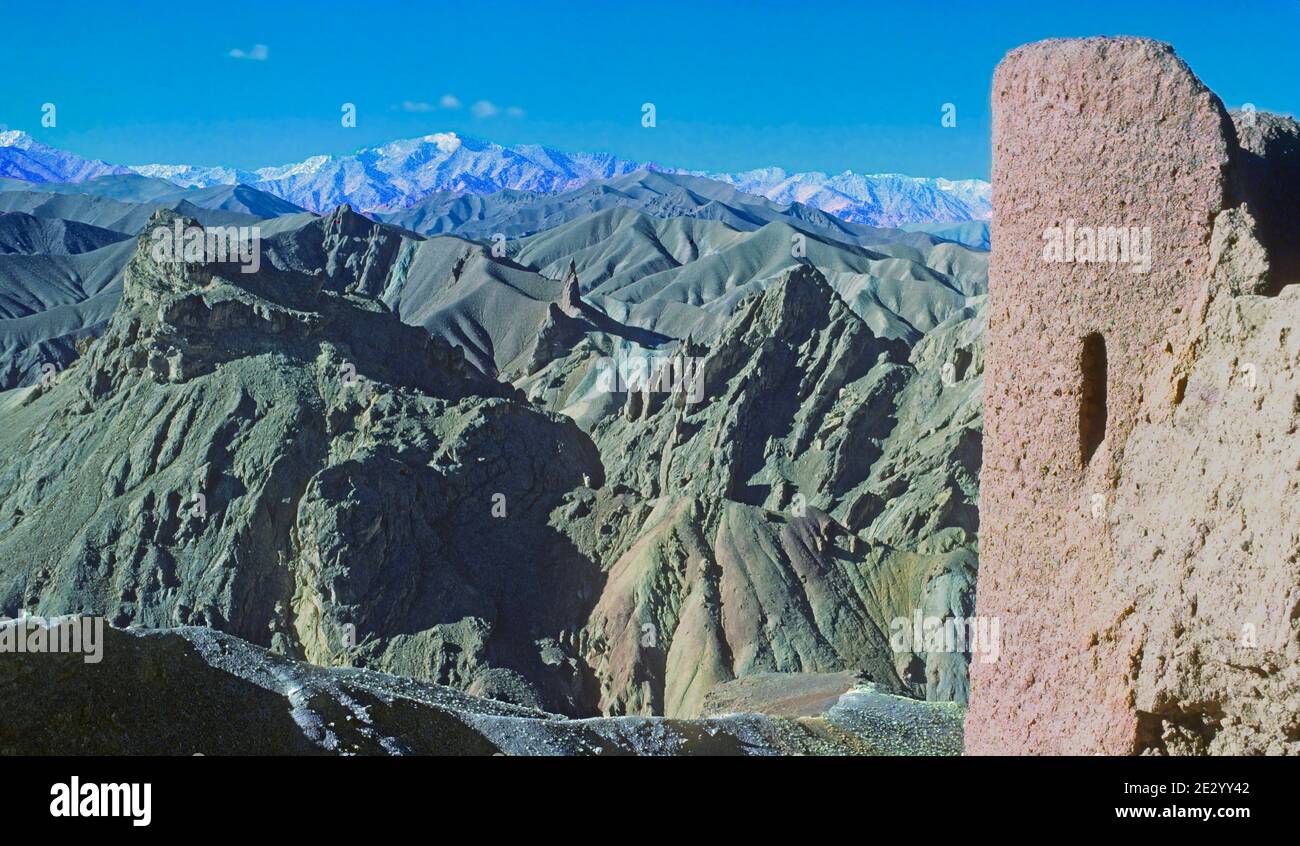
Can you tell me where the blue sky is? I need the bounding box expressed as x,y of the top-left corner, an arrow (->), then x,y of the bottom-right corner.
1,1 -> 1296,179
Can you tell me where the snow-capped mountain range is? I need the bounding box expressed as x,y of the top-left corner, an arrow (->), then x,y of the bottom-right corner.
708,168 -> 991,227
0,129 -> 991,227
0,130 -> 130,183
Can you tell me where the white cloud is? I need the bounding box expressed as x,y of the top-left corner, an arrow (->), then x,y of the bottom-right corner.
228,44 -> 269,61
395,95 -> 519,118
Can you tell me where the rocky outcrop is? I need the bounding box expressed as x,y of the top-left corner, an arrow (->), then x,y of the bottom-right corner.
558,259 -> 584,318
969,37 -> 1300,755
0,210 -> 607,715
1230,111 -> 1300,290
560,266 -> 983,716
262,203 -> 416,297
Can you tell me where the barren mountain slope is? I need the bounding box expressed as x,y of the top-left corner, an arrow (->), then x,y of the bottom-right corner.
0,210 -> 611,715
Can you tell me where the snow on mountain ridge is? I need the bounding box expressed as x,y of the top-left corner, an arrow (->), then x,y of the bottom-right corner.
131,163 -> 262,187
700,166 -> 991,226
121,132 -> 661,212
4,128 -> 990,227
0,130 -> 130,183
0,130 -> 35,149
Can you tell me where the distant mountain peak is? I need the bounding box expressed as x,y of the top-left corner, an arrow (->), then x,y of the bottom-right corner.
0,130 -> 35,148
0,130 -> 129,183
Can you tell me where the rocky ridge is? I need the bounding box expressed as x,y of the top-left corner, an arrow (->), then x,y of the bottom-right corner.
0,209 -> 610,715
0,620 -> 963,755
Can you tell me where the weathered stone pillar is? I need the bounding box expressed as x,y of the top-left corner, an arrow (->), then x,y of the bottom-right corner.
967,37 -> 1233,754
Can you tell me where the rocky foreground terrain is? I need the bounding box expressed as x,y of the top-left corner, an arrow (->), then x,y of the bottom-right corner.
0,619 -> 962,755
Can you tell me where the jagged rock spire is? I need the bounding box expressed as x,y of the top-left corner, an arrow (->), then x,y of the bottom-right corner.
559,258 -> 583,317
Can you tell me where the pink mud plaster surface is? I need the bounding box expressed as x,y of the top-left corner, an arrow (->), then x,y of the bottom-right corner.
967,37 -> 1232,755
